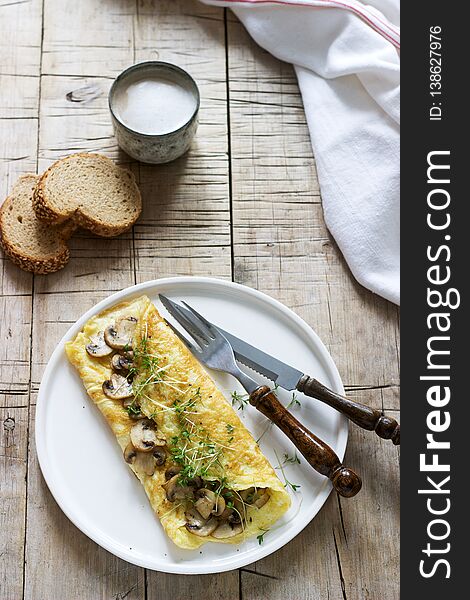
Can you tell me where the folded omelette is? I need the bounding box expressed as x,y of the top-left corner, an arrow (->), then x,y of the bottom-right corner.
65,295 -> 290,549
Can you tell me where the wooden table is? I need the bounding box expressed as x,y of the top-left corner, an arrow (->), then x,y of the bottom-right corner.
0,1 -> 400,598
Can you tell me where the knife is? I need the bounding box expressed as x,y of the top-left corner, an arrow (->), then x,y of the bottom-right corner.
163,297 -> 400,445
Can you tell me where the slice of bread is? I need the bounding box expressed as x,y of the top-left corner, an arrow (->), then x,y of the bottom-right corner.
0,174 -> 76,274
33,153 -> 142,237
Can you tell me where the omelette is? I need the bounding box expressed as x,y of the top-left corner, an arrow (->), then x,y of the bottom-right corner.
65,295 -> 291,549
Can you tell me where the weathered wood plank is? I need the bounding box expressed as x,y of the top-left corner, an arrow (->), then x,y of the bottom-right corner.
227,13 -> 400,600
37,74 -> 119,170
0,295 -> 32,392
0,0 -> 42,78
24,1 -> 236,598
0,75 -> 39,119
41,0 -> 134,77
147,572 -> 240,600
0,2 -> 41,593
0,117 -> 38,204
22,1 -> 143,598
0,406 -> 28,600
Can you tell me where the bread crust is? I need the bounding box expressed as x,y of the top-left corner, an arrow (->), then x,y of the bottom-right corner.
1,236 -> 70,274
32,153 -> 142,237
0,174 -> 75,274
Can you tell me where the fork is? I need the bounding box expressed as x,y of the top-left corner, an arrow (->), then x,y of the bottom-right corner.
159,295 -> 362,498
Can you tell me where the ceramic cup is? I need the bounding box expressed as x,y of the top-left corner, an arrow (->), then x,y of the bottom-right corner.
109,61 -> 200,164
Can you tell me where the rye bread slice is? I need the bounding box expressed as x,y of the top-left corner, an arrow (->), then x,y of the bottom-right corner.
0,174 -> 76,274
33,153 -> 142,237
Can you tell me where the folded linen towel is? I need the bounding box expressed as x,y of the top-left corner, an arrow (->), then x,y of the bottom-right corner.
202,0 -> 400,304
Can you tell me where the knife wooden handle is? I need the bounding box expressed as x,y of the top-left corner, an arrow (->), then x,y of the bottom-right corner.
249,385 -> 362,498
297,375 -> 400,445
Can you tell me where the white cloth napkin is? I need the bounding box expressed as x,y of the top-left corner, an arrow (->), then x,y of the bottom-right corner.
201,0 -> 400,304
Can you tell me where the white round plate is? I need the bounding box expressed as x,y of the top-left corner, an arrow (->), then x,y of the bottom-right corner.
36,276 -> 348,574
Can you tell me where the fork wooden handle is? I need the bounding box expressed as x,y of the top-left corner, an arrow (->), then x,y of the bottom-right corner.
297,376 -> 400,445
249,386 -> 362,498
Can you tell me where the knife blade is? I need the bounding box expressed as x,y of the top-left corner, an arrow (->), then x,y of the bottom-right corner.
159,295 -> 303,390
159,295 -> 400,445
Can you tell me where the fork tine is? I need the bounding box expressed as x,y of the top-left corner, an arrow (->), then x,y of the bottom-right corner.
180,301 -> 220,340
164,319 -> 201,354
159,295 -> 210,346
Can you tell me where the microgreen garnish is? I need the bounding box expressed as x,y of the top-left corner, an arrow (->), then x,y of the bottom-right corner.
231,390 -> 249,410
256,421 -> 273,444
130,329 -> 241,499
274,449 -> 301,493
125,401 -> 142,418
129,332 -> 188,403
286,392 -> 301,409
257,528 -> 270,545
282,451 -> 301,465
167,388 -> 234,485
226,423 -> 235,443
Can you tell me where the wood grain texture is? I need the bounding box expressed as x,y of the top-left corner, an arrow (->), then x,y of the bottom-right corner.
0,407 -> 28,600
0,0 -> 42,78
19,1 -> 143,597
0,2 -> 39,596
0,2 -> 399,599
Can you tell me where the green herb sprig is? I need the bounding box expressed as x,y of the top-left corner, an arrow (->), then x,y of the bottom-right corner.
286,392 -> 301,409
274,449 -> 301,493
231,390 -> 249,411
257,528 -> 270,544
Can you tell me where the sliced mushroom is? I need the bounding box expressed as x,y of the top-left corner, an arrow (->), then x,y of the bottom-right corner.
102,373 -> 134,400
194,489 -> 226,520
219,505 -> 243,524
184,508 -> 219,537
239,487 -> 255,503
104,316 -> 138,350
211,521 -> 243,539
134,452 -> 158,476
86,331 -> 113,358
213,497 -> 226,516
218,507 -> 233,520
194,489 -> 216,520
232,496 -> 246,519
153,446 -> 167,467
111,353 -> 134,373
123,441 -> 137,464
123,442 -> 165,476
130,418 -> 160,452
253,490 -> 270,509
165,464 -> 182,480
162,474 -> 200,502
228,510 -> 242,525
